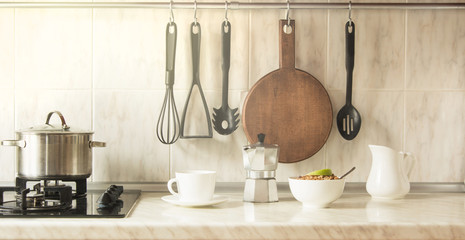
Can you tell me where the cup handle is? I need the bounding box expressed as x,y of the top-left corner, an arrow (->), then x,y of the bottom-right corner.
167,178 -> 178,196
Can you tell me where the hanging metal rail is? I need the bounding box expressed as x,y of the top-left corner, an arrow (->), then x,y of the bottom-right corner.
0,1 -> 464,9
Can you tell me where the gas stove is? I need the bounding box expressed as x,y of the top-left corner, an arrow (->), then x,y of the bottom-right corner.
0,177 -> 140,218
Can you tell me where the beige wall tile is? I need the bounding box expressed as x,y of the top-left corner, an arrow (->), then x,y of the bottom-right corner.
93,8 -> 249,93
15,89 -> 92,130
406,10 -> 465,89
0,90 -> 15,181
93,90 -> 170,182
326,90 -> 404,182
0,10 -> 14,89
294,10 -> 327,84
93,9 -> 166,90
0,10 -> 14,180
327,7 -> 405,90
405,92 -> 465,182
15,9 -> 92,89
249,9 -> 327,87
173,9 -> 249,91
249,9 -> 280,89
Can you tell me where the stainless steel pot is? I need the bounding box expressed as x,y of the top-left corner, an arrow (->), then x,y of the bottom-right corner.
1,111 -> 106,180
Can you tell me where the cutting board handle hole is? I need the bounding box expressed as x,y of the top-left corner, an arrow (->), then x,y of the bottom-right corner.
283,25 -> 293,34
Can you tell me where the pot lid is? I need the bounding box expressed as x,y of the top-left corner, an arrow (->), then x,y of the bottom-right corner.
18,111 -> 93,134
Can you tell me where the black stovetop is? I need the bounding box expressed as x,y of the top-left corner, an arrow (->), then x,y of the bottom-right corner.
0,182 -> 141,218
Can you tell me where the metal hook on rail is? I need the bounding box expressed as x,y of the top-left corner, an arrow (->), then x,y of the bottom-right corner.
348,1 -> 352,26
285,0 -> 291,27
193,0 -> 198,25
169,0 -> 174,24
224,0 -> 229,23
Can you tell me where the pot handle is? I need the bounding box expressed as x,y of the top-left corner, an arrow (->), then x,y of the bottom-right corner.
1,140 -> 26,148
89,141 -> 106,148
46,111 -> 70,130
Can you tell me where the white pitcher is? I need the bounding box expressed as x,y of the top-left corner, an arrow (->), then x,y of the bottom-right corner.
366,145 -> 415,199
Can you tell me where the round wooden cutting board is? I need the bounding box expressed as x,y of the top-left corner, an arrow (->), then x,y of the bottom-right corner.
242,20 -> 332,163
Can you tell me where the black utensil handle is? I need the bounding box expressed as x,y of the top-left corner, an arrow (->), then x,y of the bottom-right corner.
191,22 -> 201,84
165,22 -> 177,86
345,21 -> 355,104
221,21 -> 231,108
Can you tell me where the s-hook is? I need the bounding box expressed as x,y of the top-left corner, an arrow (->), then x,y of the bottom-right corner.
193,0 -> 198,26
285,0 -> 291,27
169,0 -> 174,24
348,1 -> 353,26
224,0 -> 229,23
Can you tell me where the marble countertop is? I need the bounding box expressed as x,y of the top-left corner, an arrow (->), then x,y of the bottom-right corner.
1,188 -> 465,240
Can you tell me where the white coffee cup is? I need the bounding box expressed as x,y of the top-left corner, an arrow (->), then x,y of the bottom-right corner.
167,170 -> 216,202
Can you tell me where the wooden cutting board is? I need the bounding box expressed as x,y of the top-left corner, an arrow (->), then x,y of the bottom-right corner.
242,20 -> 332,163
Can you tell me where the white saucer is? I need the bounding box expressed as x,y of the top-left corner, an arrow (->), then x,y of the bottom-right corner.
161,195 -> 229,207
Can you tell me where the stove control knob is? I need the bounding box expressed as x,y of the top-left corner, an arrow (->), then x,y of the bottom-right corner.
97,192 -> 113,207
97,185 -> 124,208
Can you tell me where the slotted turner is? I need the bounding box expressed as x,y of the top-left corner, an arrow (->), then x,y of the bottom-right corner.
180,22 -> 213,138
337,21 -> 361,140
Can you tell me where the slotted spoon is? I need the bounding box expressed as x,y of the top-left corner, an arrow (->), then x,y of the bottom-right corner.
337,21 -> 361,140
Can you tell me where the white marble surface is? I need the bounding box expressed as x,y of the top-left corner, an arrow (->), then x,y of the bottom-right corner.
1,190 -> 465,240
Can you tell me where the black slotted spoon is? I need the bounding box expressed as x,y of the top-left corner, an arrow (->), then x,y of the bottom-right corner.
337,21 -> 361,140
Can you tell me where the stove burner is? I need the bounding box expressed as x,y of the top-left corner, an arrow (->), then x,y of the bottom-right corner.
0,181 -> 73,213
0,177 -> 80,213
15,178 -> 87,198
15,192 -> 45,208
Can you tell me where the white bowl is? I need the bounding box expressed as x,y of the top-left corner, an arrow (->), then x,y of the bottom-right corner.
288,177 -> 345,208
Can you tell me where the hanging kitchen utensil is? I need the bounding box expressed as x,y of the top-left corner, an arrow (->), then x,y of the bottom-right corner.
336,20 -> 361,140
212,19 -> 239,135
157,8 -> 180,144
242,19 -> 332,163
180,18 -> 213,138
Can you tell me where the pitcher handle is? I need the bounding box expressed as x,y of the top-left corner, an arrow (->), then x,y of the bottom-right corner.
401,152 -> 416,179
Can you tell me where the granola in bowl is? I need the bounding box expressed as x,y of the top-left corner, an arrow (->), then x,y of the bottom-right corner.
297,174 -> 340,180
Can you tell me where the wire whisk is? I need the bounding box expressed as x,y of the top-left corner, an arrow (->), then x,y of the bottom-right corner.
157,19 -> 180,144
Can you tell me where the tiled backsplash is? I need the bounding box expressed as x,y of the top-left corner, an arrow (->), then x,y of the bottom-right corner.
0,0 -> 464,183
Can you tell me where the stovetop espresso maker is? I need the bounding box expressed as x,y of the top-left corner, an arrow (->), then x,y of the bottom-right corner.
242,133 -> 279,203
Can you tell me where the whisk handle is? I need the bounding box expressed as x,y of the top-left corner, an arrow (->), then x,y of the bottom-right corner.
165,22 -> 177,86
